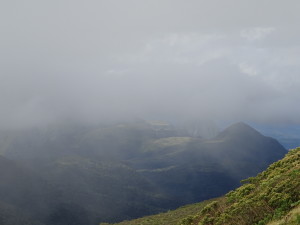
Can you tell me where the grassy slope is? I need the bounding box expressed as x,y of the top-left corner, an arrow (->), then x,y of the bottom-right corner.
267,205 -> 300,225
105,148 -> 300,225
100,199 -> 213,225
188,147 -> 300,225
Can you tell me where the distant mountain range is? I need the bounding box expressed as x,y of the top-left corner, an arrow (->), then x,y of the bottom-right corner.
0,121 -> 287,225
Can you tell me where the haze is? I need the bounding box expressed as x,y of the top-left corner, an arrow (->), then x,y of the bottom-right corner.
1,0 -> 300,128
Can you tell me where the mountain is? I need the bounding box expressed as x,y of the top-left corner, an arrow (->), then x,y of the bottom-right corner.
127,122 -> 287,205
102,147 -> 300,225
0,121 -> 287,224
217,122 -> 286,163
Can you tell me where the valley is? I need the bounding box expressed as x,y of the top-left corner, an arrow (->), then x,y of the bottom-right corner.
0,121 -> 288,225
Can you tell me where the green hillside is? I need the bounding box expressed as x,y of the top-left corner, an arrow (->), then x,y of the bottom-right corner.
99,200 -> 214,225
267,205 -> 300,225
104,147 -> 300,225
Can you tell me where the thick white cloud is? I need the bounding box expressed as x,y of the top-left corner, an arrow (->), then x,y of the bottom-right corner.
0,0 -> 300,128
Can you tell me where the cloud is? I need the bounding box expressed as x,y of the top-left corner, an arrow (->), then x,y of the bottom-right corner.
240,27 -> 275,41
110,29 -> 300,124
0,1 -> 300,128
238,63 -> 259,77
116,33 -> 227,65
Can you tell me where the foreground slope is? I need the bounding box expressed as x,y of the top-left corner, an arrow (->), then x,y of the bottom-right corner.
100,200 -> 214,225
267,205 -> 300,225
105,147 -> 300,225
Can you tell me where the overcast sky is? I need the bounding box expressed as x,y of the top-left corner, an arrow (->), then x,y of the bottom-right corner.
1,0 -> 300,128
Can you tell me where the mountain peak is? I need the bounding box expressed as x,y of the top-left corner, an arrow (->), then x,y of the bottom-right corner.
217,122 -> 262,139
226,122 -> 258,131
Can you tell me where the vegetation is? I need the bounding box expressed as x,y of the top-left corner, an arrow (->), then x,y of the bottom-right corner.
106,148 -> 300,225
190,147 -> 299,225
266,205 -> 300,225
99,200 -> 214,225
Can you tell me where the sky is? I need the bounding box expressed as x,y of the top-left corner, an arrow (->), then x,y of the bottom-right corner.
1,0 -> 300,128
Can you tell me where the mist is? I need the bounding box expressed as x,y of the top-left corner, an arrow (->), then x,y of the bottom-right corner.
1,0 -> 300,129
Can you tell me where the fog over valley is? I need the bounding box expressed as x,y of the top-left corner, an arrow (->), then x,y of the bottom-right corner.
0,1 -> 300,225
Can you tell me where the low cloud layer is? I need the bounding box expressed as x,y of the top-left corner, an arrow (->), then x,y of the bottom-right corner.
1,0 -> 300,128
